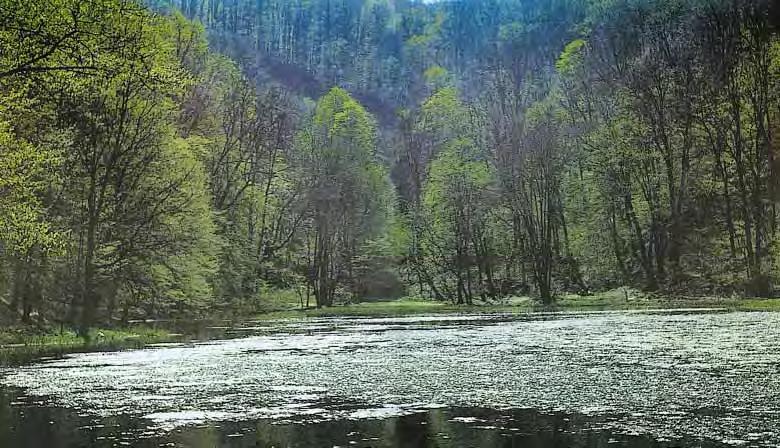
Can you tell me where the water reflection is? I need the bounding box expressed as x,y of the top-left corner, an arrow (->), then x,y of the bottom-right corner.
0,386 -> 720,447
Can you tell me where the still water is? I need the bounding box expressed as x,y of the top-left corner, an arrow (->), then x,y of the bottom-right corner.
1,311 -> 779,447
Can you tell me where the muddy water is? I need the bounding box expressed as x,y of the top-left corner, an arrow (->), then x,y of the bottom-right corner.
1,311 -> 779,447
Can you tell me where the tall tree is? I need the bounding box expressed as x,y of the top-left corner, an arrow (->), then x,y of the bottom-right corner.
298,87 -> 392,307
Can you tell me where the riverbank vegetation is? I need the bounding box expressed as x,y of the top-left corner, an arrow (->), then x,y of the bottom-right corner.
1,0 -> 780,334
254,292 -> 780,320
0,326 -> 173,365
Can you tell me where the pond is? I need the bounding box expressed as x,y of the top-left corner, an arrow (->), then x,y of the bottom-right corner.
1,310 -> 779,447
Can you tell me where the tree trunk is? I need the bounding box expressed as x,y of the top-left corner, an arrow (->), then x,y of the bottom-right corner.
80,216 -> 99,338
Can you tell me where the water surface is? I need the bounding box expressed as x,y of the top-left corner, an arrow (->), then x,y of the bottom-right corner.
1,311 -> 779,447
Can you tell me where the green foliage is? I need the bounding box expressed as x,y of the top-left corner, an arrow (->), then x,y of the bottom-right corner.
423,65 -> 450,89
0,0 -> 143,78
1,0 -> 780,331
0,118 -> 61,257
416,87 -> 470,144
0,0 -> 228,326
298,87 -> 399,305
555,39 -> 586,76
148,139 -> 220,312
410,87 -> 503,303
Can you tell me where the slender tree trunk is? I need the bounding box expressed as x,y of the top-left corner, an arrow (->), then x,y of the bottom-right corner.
80,213 -> 99,337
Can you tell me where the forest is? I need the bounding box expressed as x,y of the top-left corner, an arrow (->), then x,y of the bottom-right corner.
1,0 -> 779,333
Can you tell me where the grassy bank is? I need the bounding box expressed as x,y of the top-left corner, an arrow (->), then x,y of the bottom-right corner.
0,326 -> 175,366
252,288 -> 780,320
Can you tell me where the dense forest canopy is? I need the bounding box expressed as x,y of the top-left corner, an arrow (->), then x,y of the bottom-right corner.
1,0 -> 779,331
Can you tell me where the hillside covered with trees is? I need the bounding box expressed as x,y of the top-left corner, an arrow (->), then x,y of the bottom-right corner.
1,0 -> 779,332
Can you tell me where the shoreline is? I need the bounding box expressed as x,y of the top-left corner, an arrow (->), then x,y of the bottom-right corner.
250,293 -> 780,320
2,293 -> 779,365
